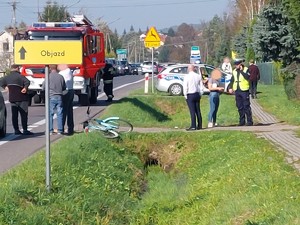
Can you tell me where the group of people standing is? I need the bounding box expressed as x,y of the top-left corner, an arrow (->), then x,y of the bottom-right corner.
183,58 -> 260,130
43,64 -> 74,135
0,63 -> 74,136
0,62 -> 115,137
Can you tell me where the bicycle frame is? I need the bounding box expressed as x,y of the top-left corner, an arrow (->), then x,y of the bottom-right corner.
95,117 -> 120,130
83,107 -> 133,138
85,119 -> 119,138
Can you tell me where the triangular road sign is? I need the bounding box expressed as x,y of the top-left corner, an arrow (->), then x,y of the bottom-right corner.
144,27 -> 161,42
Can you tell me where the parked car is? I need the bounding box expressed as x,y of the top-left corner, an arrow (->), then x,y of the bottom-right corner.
155,64 -> 232,96
105,58 -> 116,66
140,61 -> 158,74
0,90 -> 7,138
129,63 -> 142,75
116,60 -> 131,75
157,64 -> 165,73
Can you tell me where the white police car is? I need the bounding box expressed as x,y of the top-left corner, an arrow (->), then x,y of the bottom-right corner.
155,64 -> 232,96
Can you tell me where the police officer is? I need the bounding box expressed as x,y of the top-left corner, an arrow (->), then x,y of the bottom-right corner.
228,59 -> 253,126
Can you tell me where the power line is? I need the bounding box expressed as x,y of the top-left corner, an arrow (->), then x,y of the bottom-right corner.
71,0 -> 218,9
11,0 -> 218,9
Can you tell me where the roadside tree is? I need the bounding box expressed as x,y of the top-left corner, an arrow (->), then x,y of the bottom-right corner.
252,5 -> 299,65
40,1 -> 69,22
282,0 -> 300,53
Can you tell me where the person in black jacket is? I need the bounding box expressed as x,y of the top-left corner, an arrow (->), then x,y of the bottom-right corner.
248,59 -> 260,99
0,64 -> 33,135
101,63 -> 115,102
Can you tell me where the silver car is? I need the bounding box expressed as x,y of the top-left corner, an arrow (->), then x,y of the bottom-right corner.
155,64 -> 232,96
141,61 -> 158,74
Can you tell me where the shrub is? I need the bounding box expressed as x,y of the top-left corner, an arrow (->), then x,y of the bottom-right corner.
281,61 -> 300,99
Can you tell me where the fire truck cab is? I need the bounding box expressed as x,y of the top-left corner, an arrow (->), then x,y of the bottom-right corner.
20,15 -> 105,106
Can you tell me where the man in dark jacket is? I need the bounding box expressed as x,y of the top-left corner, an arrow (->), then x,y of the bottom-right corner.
248,59 -> 260,99
0,64 -> 33,135
101,63 -> 115,102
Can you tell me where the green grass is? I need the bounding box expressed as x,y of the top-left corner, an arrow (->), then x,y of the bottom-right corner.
103,84 -> 300,128
102,92 -> 240,129
0,85 -> 300,224
126,132 -> 300,225
0,134 -> 144,224
257,84 -> 300,125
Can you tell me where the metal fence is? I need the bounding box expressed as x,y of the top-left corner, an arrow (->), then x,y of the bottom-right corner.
257,62 -> 275,85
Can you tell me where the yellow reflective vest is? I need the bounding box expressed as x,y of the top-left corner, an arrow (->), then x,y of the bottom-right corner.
232,67 -> 249,91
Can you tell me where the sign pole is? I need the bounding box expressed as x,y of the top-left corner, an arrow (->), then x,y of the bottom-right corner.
151,47 -> 154,93
143,26 -> 161,94
44,36 -> 51,192
45,64 -> 51,191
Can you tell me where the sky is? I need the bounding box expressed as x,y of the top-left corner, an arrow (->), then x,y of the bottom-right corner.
0,0 -> 230,34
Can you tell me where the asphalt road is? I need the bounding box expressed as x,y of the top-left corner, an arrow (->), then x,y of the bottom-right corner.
0,74 -> 145,174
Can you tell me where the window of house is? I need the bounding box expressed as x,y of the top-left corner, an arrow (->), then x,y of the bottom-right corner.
3,42 -> 9,52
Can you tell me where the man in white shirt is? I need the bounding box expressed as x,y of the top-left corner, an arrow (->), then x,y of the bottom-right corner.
183,64 -> 203,131
58,64 -> 74,135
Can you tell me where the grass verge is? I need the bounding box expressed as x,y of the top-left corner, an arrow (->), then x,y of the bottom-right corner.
120,132 -> 300,225
0,133 -> 144,224
0,84 -> 299,224
257,84 -> 300,125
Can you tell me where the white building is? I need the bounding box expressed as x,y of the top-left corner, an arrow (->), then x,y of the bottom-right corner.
0,31 -> 14,73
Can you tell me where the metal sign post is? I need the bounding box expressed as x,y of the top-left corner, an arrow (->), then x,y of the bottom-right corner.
144,26 -> 161,94
45,64 -> 51,191
43,35 -> 51,192
151,48 -> 154,93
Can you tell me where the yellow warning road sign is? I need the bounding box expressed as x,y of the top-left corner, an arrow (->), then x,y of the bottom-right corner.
144,42 -> 161,48
144,27 -> 161,42
144,26 -> 161,48
14,40 -> 82,65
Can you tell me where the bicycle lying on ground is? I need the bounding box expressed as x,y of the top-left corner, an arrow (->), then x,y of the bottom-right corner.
83,107 -> 133,139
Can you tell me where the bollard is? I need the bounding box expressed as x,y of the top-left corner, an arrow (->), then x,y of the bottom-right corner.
144,73 -> 149,94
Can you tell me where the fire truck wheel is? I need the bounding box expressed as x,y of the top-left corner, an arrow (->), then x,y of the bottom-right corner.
34,94 -> 42,104
79,94 -> 89,106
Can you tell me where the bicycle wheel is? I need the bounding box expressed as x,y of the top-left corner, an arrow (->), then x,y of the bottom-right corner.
101,129 -> 119,139
104,118 -> 133,133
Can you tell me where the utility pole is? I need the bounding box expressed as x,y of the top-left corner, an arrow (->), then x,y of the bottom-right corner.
37,0 -> 41,21
10,0 -> 19,29
9,0 -> 20,56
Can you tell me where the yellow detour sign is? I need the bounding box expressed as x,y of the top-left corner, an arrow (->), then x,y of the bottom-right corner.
144,26 -> 161,48
14,40 -> 82,65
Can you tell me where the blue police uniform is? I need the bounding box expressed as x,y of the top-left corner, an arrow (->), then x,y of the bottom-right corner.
229,61 -> 253,126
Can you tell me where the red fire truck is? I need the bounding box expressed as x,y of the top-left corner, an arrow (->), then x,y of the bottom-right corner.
20,15 -> 105,106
